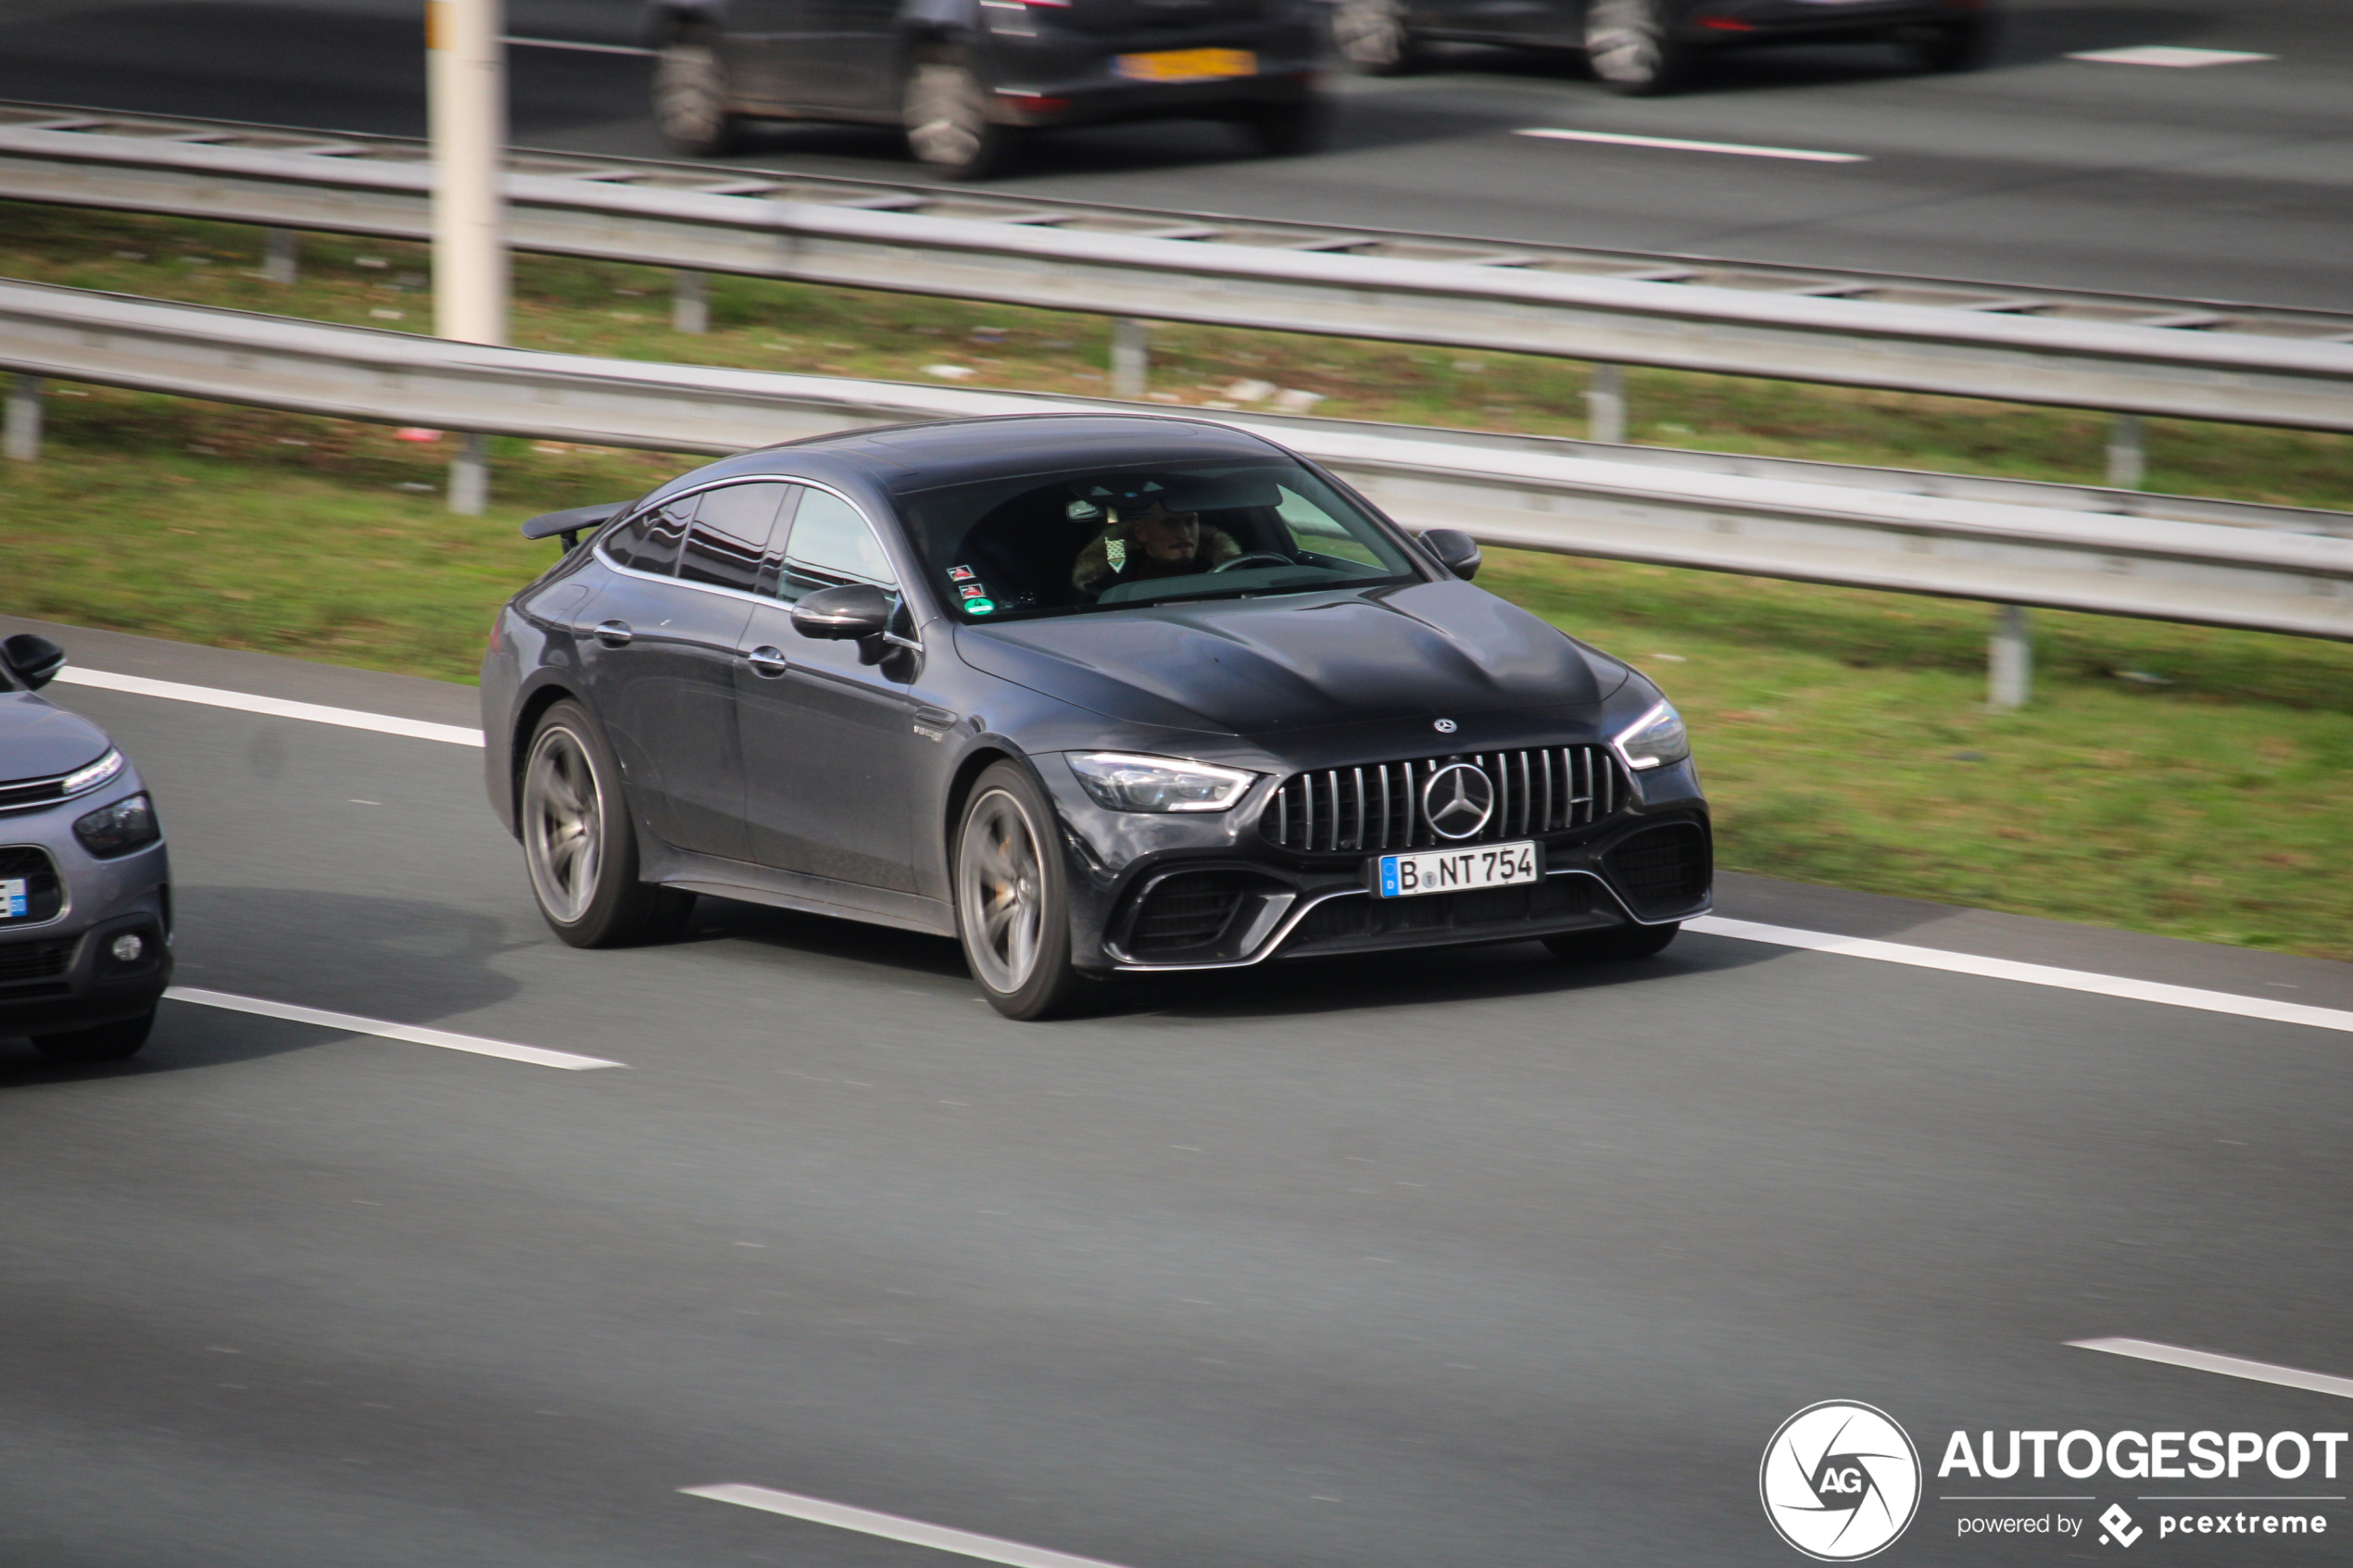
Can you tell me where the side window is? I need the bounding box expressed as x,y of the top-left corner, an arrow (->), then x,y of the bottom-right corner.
774,487 -> 900,603
602,495 -> 693,577
679,483 -> 790,593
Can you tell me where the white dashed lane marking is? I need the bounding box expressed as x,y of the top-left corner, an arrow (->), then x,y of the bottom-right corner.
1515,128 -> 1868,163
1687,917 -> 2353,1036
167,988 -> 624,1071
2067,45 -> 2276,68
2070,1338 -> 2353,1401
684,1484 -> 1139,1568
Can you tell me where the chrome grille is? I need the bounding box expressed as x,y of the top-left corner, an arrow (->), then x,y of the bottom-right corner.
1261,747 -> 1623,854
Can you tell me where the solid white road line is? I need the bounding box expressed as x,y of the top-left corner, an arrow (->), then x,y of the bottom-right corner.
504,35 -> 656,56
56,668 -> 485,747
166,987 -> 623,1071
1515,128 -> 1868,163
2066,45 -> 2276,68
684,1484 -> 1139,1568
2070,1338 -> 2353,1401
1684,916 -> 2353,1036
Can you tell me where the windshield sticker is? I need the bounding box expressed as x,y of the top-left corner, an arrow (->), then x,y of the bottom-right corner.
949,565 -> 975,581
958,583 -> 988,599
963,598 -> 997,615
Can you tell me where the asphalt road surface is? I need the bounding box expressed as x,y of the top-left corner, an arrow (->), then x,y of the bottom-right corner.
1,1 -> 2350,308
2,615 -> 2349,1567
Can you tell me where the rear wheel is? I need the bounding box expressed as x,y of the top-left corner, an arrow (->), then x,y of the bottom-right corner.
1236,97 -> 1324,157
653,36 -> 746,156
953,763 -> 1089,1020
521,701 -> 694,947
1905,15 -> 1994,72
1583,0 -> 1692,94
904,51 -> 1013,181
1330,0 -> 1422,74
33,1007 -> 155,1064
1543,921 -> 1680,962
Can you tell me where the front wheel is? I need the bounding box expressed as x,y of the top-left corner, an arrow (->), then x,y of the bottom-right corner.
1583,0 -> 1692,94
652,39 -> 746,157
33,1007 -> 155,1064
520,701 -> 695,947
1543,921 -> 1680,962
904,53 -> 1013,181
1235,99 -> 1324,158
953,763 -> 1089,1020
1905,16 -> 1994,72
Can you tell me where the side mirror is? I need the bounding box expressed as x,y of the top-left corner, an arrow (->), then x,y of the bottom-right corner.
521,502 -> 624,552
1,633 -> 67,691
1419,528 -> 1482,581
790,583 -> 895,643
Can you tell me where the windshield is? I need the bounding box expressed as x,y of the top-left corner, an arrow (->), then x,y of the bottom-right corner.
895,458 -> 1421,621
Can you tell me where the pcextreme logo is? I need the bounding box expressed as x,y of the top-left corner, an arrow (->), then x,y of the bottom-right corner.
1760,1401 -> 1924,1561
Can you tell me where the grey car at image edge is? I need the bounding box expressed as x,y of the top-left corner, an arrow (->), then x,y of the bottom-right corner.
482,414 -> 1708,1019
1330,0 -> 1995,91
646,0 -> 1325,177
0,634 -> 174,1062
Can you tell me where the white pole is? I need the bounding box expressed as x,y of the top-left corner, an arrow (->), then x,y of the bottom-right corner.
4,374 -> 41,462
1585,363 -> 1626,445
1110,317 -> 1150,399
1988,603 -> 2032,709
427,0 -> 509,348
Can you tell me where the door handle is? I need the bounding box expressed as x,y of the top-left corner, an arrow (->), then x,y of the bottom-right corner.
745,645 -> 790,677
593,620 -> 633,647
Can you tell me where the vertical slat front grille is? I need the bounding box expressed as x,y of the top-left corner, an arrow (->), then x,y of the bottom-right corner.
1260,747 -> 1624,854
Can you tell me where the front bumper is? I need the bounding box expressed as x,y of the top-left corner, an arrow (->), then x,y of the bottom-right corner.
0,837 -> 172,1039
1039,752 -> 1710,974
1675,0 -> 1982,44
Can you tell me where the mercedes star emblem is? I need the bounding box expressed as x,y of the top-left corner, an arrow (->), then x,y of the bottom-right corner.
1421,762 -> 1496,841
1433,718 -> 1457,734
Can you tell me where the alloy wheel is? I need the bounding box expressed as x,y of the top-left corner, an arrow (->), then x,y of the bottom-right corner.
904,60 -> 990,173
957,786 -> 1045,994
1330,0 -> 1410,72
523,724 -> 604,926
653,44 -> 730,150
1584,0 -> 1667,86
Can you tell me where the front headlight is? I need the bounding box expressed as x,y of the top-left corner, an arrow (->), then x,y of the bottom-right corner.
1066,753 -> 1258,812
73,792 -> 160,858
1611,701 -> 1690,771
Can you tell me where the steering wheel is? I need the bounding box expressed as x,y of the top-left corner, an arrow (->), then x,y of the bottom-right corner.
1212,552 -> 1294,573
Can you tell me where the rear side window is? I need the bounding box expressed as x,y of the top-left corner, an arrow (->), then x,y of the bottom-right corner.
602,495 -> 694,576
774,487 -> 899,602
680,483 -> 792,593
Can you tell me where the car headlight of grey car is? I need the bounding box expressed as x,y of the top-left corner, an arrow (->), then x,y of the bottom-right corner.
1610,701 -> 1691,771
1065,752 -> 1260,812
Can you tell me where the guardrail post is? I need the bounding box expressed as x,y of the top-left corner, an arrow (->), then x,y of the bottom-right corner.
1110,317 -> 1149,399
1585,363 -> 1626,445
448,432 -> 490,514
262,228 -> 298,285
1988,604 -> 2032,709
673,270 -> 709,334
4,374 -> 41,461
2107,413 -> 2145,490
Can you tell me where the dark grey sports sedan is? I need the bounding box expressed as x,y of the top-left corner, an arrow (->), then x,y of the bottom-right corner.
480,414 -> 1708,1018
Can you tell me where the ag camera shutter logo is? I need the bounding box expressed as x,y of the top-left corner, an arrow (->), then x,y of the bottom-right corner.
1760,1401 -> 1922,1561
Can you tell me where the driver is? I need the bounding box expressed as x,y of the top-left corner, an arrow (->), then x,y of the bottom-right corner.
1073,497 -> 1239,595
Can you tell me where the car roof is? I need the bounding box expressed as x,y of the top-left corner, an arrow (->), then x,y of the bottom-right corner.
761,413 -> 1289,493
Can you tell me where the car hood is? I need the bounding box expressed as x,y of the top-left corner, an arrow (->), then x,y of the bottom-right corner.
0,692 -> 113,782
953,581 -> 1627,735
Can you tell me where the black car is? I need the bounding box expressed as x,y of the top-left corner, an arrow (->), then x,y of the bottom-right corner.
1330,0 -> 1994,91
0,633 -> 174,1062
646,0 -> 1324,178
481,414 -> 1709,1018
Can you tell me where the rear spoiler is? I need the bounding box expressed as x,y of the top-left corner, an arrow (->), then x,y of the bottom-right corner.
521,502 -> 624,551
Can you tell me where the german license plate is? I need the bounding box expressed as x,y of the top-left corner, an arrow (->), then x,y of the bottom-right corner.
1,878 -> 26,920
1116,48 -> 1256,82
1373,841 -> 1539,898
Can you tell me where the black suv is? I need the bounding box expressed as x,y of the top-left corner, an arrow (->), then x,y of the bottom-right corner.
646,0 -> 1325,177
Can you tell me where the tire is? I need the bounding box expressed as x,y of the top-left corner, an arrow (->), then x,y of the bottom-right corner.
1582,0 -> 1691,95
903,51 -> 1013,181
952,762 -> 1090,1020
1906,16 -> 1994,72
1543,920 -> 1680,962
1237,98 -> 1325,157
653,36 -> 746,157
520,700 -> 695,947
1329,0 -> 1422,75
33,1007 -> 155,1064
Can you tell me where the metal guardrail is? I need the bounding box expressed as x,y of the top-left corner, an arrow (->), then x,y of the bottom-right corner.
4,278 -> 2347,651
5,102 -> 2353,437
